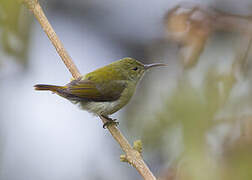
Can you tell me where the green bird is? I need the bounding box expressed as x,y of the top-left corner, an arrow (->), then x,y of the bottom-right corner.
34,57 -> 167,127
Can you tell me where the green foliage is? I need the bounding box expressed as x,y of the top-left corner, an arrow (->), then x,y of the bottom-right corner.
133,140 -> 143,154
0,0 -> 31,66
140,64 -> 252,179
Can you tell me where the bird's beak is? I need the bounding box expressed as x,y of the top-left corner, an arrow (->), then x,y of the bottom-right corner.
144,63 -> 168,70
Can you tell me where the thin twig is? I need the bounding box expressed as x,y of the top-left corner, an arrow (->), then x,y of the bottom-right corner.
100,116 -> 156,180
23,0 -> 156,179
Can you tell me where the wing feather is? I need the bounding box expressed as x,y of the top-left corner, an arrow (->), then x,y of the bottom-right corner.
64,78 -> 126,102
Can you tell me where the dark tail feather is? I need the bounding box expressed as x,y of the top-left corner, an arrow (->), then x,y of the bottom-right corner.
34,84 -> 65,92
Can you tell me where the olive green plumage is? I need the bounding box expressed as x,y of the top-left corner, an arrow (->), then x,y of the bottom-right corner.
34,57 -> 167,117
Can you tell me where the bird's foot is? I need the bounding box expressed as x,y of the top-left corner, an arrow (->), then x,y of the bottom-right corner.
101,116 -> 119,129
103,121 -> 119,129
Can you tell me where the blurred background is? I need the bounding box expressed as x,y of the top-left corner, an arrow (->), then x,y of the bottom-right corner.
0,0 -> 252,179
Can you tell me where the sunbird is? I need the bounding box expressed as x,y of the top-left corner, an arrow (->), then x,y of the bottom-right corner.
34,57 -> 167,127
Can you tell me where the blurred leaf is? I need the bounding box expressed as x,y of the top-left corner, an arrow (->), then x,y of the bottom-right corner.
223,140 -> 252,180
164,5 -> 212,68
204,66 -> 236,115
0,0 -> 32,66
164,4 -> 252,69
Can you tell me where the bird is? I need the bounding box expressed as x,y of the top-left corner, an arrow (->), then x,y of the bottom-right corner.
34,57 -> 167,128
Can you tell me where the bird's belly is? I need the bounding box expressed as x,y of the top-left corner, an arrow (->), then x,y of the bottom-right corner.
79,84 -> 135,116
80,99 -> 123,116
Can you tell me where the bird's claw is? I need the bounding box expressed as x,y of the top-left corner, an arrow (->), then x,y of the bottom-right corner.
102,116 -> 119,129
100,115 -> 119,128
103,120 -> 119,129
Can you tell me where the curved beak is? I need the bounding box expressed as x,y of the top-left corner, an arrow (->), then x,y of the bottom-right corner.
144,63 -> 168,70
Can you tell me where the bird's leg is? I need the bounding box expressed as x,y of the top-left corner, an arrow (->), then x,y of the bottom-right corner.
100,115 -> 119,129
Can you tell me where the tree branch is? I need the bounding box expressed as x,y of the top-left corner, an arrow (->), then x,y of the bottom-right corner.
23,0 -> 156,179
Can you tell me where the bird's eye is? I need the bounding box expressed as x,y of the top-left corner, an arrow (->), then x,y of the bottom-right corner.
132,67 -> 138,71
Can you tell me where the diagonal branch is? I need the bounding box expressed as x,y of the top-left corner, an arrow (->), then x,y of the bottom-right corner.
22,0 -> 156,179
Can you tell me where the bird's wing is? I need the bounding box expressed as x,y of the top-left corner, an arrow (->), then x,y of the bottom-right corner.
65,78 -> 127,102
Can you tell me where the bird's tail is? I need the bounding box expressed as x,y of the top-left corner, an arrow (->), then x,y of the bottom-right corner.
34,84 -> 65,92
